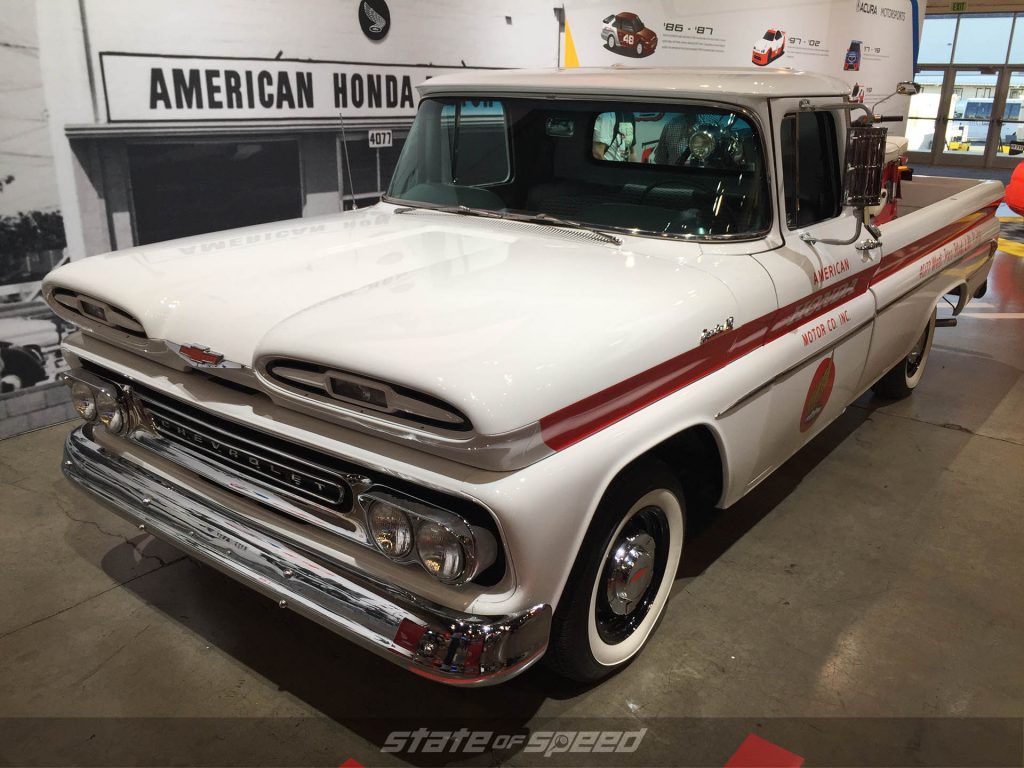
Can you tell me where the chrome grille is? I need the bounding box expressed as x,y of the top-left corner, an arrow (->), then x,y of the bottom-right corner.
78,359 -> 508,586
50,289 -> 147,337
145,401 -> 348,508
259,358 -> 471,432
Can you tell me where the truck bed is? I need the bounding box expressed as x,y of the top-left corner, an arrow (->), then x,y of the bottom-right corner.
895,174 -> 997,216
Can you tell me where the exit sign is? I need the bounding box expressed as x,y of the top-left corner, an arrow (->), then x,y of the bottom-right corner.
950,1 -> 967,10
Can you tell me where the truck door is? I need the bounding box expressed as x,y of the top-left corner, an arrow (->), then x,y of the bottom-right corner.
743,100 -> 879,489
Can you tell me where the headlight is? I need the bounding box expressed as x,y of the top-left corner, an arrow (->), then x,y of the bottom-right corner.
367,499 -> 414,558
689,130 -> 715,161
95,389 -> 126,433
70,381 -> 97,421
416,521 -> 466,582
358,488 -> 498,585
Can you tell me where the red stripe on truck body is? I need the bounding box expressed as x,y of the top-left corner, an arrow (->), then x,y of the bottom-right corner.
539,205 -> 997,452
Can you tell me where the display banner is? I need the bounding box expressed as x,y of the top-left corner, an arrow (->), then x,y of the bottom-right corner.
563,0 -> 914,110
100,53 -> 466,122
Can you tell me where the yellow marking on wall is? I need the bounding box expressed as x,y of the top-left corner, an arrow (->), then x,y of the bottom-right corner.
564,19 -> 579,68
997,238 -> 1024,258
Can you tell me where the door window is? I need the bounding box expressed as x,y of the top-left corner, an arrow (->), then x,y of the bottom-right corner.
780,112 -> 841,229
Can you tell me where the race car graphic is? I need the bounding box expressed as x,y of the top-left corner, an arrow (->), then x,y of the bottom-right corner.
844,40 -> 862,71
752,28 -> 785,66
601,12 -> 658,58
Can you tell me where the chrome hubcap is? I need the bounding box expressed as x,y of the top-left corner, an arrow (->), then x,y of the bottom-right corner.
594,505 -> 670,645
606,533 -> 656,616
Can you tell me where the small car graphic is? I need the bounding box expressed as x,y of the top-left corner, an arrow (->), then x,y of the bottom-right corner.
845,40 -> 862,71
602,12 -> 658,58
752,28 -> 785,66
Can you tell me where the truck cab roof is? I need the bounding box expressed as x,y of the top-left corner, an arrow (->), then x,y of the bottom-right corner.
418,66 -> 853,100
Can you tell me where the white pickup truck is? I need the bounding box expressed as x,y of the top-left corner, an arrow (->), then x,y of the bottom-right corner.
44,68 -> 1001,685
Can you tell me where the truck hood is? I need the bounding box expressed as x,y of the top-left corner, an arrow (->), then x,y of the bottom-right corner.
45,206 -> 740,435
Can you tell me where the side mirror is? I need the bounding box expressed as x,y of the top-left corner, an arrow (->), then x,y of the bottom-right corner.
801,125 -> 887,248
896,81 -> 922,95
843,126 -> 888,207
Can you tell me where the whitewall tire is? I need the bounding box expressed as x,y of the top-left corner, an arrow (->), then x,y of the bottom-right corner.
546,458 -> 686,682
873,311 -> 936,399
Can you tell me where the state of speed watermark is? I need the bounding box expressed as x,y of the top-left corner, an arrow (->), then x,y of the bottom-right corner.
381,728 -> 647,757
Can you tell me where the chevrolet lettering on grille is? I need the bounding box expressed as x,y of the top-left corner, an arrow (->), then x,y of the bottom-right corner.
149,413 -> 346,507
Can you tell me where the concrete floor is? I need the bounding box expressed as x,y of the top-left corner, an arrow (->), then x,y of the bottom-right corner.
2,248 -> 1023,766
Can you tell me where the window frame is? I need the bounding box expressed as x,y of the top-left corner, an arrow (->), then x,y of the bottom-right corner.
779,110 -> 843,231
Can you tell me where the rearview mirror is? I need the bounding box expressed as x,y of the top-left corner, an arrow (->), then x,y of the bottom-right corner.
843,126 -> 888,207
896,81 -> 922,95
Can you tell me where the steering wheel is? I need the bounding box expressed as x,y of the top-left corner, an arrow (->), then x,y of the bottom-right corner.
636,182 -> 739,235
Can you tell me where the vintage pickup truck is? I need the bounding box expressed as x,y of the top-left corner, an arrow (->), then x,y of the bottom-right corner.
44,68 -> 1001,685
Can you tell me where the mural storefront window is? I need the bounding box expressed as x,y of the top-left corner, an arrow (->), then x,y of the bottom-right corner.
0,201 -> 74,437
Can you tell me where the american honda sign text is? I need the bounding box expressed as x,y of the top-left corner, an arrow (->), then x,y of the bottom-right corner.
99,53 -> 464,121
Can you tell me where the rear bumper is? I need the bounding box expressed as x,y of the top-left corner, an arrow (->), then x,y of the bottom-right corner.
62,425 -> 551,686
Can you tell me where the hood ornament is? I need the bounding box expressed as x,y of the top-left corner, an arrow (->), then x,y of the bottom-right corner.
167,342 -> 244,369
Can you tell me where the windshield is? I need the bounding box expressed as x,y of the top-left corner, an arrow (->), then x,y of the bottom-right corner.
386,97 -> 771,239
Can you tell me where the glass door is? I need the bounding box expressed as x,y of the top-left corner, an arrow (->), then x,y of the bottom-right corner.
941,68 -> 1000,165
993,69 -> 1024,166
906,69 -> 947,163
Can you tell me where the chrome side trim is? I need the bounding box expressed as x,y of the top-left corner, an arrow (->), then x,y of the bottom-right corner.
62,426 -> 551,686
715,317 -> 873,419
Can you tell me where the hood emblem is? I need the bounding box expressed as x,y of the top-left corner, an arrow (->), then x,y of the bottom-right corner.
168,342 -> 244,369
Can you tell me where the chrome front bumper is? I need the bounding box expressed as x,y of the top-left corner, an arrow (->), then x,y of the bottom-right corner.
62,425 -> 550,686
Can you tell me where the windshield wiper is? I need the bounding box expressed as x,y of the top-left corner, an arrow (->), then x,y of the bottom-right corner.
509,211 -> 622,246
393,203 -> 622,246
392,203 -> 503,219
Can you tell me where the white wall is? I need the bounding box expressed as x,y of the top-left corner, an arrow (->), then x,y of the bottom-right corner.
80,0 -> 560,121
36,1 -> 97,263
563,0 -> 916,116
